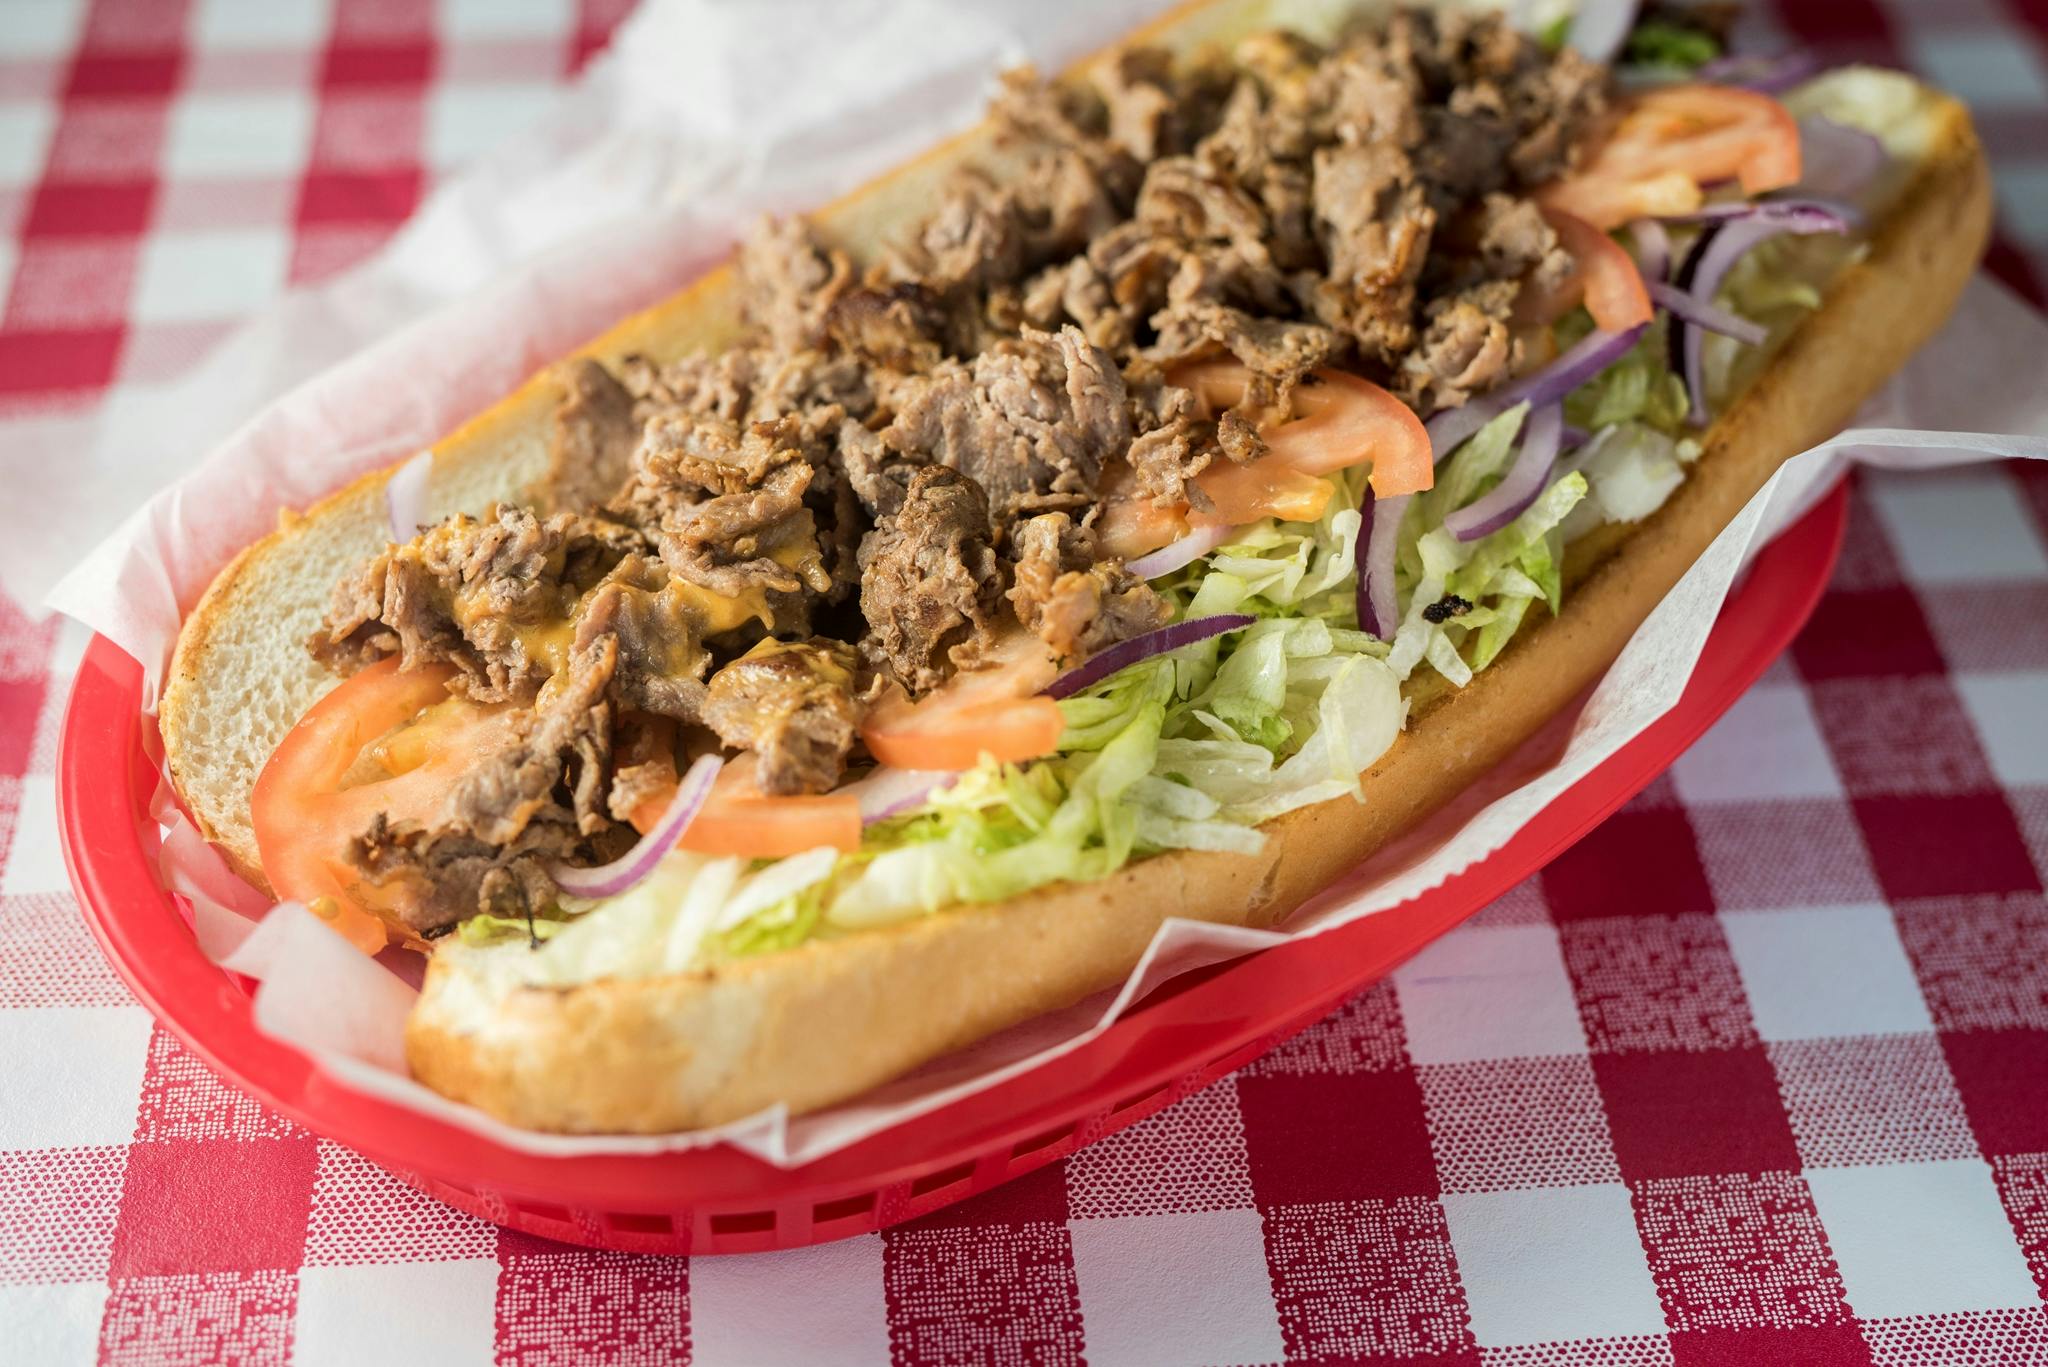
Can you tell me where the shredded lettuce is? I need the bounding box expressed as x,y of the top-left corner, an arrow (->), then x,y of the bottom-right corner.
1561,319 -> 1690,434
458,911 -> 570,947
1624,20 -> 1719,72
1560,422 -> 1699,542
1161,470 -> 1365,624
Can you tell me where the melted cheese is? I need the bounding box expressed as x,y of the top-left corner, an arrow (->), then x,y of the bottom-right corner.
669,580 -> 775,637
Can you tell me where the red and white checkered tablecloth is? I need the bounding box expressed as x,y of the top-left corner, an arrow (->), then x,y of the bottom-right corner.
4,1 -> 2048,1363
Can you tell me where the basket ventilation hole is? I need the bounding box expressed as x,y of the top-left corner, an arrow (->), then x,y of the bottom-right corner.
813,1192 -> 877,1224
709,1209 -> 776,1236
909,1160 -> 977,1197
607,1211 -> 674,1235
511,1201 -> 572,1226
1010,1124 -> 1077,1160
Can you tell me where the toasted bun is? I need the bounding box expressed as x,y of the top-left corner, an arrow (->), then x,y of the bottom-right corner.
160,0 -> 1992,1132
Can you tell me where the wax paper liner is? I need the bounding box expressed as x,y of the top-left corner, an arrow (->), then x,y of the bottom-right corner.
34,0 -> 2048,1162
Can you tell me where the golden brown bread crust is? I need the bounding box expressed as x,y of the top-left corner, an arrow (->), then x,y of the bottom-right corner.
157,0 -> 1992,1132
406,96 -> 1992,1133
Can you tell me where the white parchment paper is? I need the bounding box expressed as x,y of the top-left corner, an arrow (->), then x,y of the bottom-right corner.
31,0 -> 2048,1166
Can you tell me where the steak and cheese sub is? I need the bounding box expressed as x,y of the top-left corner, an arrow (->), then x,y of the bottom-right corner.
159,0 -> 1991,1131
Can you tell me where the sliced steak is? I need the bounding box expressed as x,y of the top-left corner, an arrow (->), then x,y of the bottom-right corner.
348,634 -> 620,936
542,358 -> 641,514
310,504 -> 641,705
614,412 -> 832,611
881,326 -> 1128,527
702,639 -> 863,796
1007,512 -> 1169,661
740,216 -> 853,353
1308,140 -> 1433,364
857,466 -> 1004,693
571,554 -> 713,722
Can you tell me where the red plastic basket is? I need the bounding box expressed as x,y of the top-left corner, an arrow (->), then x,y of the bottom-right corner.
58,479 -> 1846,1255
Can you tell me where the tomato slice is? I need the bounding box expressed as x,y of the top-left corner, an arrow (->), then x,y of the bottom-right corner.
1517,206 -> 1654,333
250,659 -> 517,952
1096,460 -> 1193,560
626,756 -> 861,859
1176,361 -> 1434,497
1189,457 -> 1334,526
859,631 -> 1066,772
1540,83 -> 1802,230
1268,371 -> 1433,495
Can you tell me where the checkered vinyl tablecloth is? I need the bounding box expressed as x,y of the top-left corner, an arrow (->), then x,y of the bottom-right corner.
3,1 -> 2048,1363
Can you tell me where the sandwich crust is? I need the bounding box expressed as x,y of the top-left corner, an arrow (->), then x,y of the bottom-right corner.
158,0 -> 1993,1133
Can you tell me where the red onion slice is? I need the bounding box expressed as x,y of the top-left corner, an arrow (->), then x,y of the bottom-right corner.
1629,218 -> 1671,283
1356,490 -> 1407,640
843,767 -> 956,824
549,753 -> 722,899
1664,200 -> 1861,231
1696,50 -> 1821,94
385,450 -> 432,544
1443,404 -> 1566,542
1647,279 -> 1768,345
1668,204 -> 1853,425
1044,614 -> 1257,699
1425,324 -> 1647,461
1127,523 -> 1233,580
1795,115 -> 1888,202
1566,0 -> 1641,65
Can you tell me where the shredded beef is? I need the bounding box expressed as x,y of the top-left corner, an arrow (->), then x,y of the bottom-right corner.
1149,299 -> 1340,409
838,416 -> 921,521
857,466 -> 1004,693
1122,362 -> 1210,507
543,359 -> 641,514
571,555 -> 712,721
896,169 -> 1028,301
1217,409 -> 1267,464
1405,277 -> 1521,412
1093,48 -> 1180,163
1475,193 -> 1569,290
311,504 -> 640,704
825,284 -> 948,371
606,716 -> 678,824
349,636 -> 620,935
881,326 -> 1127,528
613,412 -> 832,610
740,217 -> 853,354
1308,141 -> 1432,363
1007,512 -> 1169,661
702,639 -> 863,796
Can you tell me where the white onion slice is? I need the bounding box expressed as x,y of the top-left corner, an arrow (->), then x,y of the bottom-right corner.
385,450 -> 433,543
842,767 -> 957,824
548,753 -> 722,899
1126,523 -> 1232,579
